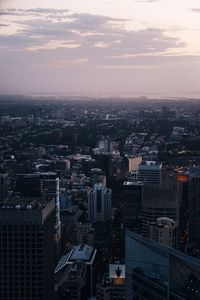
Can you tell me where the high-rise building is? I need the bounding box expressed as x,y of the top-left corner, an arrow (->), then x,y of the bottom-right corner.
142,185 -> 179,243
15,173 -> 43,197
176,171 -> 189,251
138,161 -> 162,186
16,173 -> 61,258
125,229 -> 200,300
0,198 -> 55,300
0,173 -> 9,203
95,154 -> 113,178
88,184 -> 112,223
188,168 -> 200,256
123,181 -> 143,220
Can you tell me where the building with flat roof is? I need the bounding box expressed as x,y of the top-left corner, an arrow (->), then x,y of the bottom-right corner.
123,181 -> 143,220
55,244 -> 97,298
15,173 -> 61,258
142,185 -> 179,243
138,161 -> 162,186
0,197 -> 55,300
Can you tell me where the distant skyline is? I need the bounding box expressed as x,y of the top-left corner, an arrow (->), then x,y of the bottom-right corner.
0,0 -> 200,97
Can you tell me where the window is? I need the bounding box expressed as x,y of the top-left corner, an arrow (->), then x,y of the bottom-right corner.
97,190 -> 102,213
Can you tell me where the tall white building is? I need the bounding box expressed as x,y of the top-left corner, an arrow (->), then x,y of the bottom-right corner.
138,161 -> 162,186
88,184 -> 112,223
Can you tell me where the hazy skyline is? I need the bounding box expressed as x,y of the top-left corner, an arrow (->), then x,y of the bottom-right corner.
0,0 -> 200,97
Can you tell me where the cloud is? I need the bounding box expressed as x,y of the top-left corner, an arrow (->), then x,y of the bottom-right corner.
191,8 -> 200,13
134,0 -> 159,2
0,6 -> 198,96
0,7 -> 69,16
26,8 -> 69,14
0,8 -> 187,70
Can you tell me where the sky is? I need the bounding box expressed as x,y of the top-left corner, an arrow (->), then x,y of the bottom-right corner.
0,0 -> 200,97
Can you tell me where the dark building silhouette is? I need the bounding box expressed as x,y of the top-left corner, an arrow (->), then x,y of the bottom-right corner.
176,171 -> 189,251
0,173 -> 9,202
123,181 -> 143,220
0,198 -> 55,300
16,174 -> 43,197
142,185 -> 179,245
189,168 -> 200,256
95,154 -> 112,178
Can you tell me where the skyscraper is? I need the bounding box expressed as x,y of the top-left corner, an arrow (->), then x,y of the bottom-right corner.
16,173 -> 61,258
138,161 -> 162,186
88,183 -> 112,223
142,185 -> 179,242
123,181 -> 143,220
95,154 -> 113,178
188,168 -> 200,256
125,229 -> 200,300
176,171 -> 189,251
0,198 -> 55,300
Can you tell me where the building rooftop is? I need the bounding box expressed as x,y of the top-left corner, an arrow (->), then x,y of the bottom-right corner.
139,161 -> 162,169
55,244 -> 97,274
70,244 -> 94,261
0,196 -> 51,211
143,186 -> 178,203
0,198 -> 55,225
